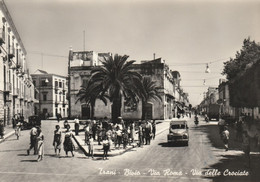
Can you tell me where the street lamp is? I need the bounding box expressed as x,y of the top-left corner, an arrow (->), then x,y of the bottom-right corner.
205,63 -> 210,73
68,46 -> 73,119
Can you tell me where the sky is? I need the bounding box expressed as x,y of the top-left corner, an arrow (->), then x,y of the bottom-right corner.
4,0 -> 260,106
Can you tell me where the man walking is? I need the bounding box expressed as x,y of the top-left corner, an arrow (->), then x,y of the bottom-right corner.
27,126 -> 38,155
221,126 -> 230,151
74,117 -> 80,136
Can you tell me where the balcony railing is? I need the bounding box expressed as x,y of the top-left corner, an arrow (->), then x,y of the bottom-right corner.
0,28 -> 5,45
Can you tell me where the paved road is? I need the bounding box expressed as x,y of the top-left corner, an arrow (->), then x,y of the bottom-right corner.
0,117 -> 221,182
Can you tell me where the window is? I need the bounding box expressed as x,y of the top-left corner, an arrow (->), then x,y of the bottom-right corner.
41,80 -> 47,86
124,100 -> 137,112
59,82 -> 62,88
43,94 -> 47,101
33,80 -> 36,86
82,79 -> 88,87
55,81 -> 58,87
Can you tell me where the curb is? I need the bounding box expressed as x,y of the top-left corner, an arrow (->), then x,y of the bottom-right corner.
0,130 -> 15,144
72,122 -> 169,157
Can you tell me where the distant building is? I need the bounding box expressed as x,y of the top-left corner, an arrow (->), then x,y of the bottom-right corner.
0,0 -> 36,126
31,70 -> 68,118
69,51 -> 189,120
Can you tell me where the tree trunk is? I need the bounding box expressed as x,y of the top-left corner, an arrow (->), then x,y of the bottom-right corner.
90,102 -> 95,120
141,100 -> 146,120
112,96 -> 122,123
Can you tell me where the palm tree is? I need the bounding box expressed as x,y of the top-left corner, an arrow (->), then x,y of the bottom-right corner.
135,76 -> 163,120
76,79 -> 108,119
90,54 -> 141,122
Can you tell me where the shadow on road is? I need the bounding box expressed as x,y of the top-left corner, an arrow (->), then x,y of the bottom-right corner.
202,153 -> 260,182
158,142 -> 188,148
20,159 -> 38,162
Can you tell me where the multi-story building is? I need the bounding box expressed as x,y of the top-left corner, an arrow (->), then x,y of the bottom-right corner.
0,0 -> 36,126
69,50 -> 189,120
218,79 -> 235,117
31,70 -> 68,118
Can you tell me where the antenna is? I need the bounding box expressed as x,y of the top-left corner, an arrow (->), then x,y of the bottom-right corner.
83,30 -> 85,51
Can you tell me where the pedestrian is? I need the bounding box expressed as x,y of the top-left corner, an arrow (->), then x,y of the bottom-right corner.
145,120 -> 152,145
56,113 -> 60,123
130,122 -> 135,143
102,136 -> 110,160
221,126 -> 229,151
138,121 -> 143,147
118,117 -> 125,129
236,117 -> 243,141
106,125 -> 113,151
122,129 -> 128,149
84,121 -> 91,144
27,125 -> 38,155
152,120 -> 156,140
53,125 -> 62,156
63,125 -> 75,157
12,114 -> 17,129
0,120 -> 4,139
64,120 -> 69,129
97,121 -> 102,145
92,119 -> 97,140
36,127 -> 44,162
74,117 -> 80,136
242,131 -> 251,167
87,134 -> 94,159
15,120 -> 22,140
115,126 -> 122,149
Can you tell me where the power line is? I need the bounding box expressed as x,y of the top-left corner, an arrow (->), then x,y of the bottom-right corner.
168,57 -> 229,66
28,51 -> 67,58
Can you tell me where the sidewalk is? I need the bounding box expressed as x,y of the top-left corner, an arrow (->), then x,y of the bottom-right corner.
72,119 -> 171,157
0,125 -> 15,144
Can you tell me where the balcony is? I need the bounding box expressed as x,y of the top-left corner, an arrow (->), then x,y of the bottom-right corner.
0,28 -> 5,45
62,101 -> 68,107
62,89 -> 66,95
4,82 -> 12,94
8,46 -> 15,59
55,101 -> 59,107
19,91 -> 24,100
12,88 -> 19,97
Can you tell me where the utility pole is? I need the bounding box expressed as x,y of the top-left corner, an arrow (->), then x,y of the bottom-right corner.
68,47 -> 73,119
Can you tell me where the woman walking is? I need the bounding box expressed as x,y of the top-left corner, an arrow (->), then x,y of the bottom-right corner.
15,120 -> 22,140
63,125 -> 75,157
37,128 -> 44,162
53,125 -> 62,156
88,135 -> 94,159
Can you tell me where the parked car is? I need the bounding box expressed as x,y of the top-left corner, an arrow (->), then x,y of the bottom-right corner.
167,119 -> 189,146
22,115 -> 41,130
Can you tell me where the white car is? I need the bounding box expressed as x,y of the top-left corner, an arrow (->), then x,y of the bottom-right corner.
167,120 -> 189,146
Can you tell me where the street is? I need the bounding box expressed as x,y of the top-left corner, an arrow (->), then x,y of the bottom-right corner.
0,117 -> 229,182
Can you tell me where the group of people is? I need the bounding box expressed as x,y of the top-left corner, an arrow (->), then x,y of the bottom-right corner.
26,123 -> 76,162
27,126 -> 44,162
82,117 -> 156,160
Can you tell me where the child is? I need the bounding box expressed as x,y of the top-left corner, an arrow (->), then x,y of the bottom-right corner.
102,136 -> 110,160
88,135 -> 94,159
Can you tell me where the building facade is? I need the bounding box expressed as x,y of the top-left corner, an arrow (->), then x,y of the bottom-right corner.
0,0 -> 36,126
69,51 -> 189,120
31,70 -> 68,118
